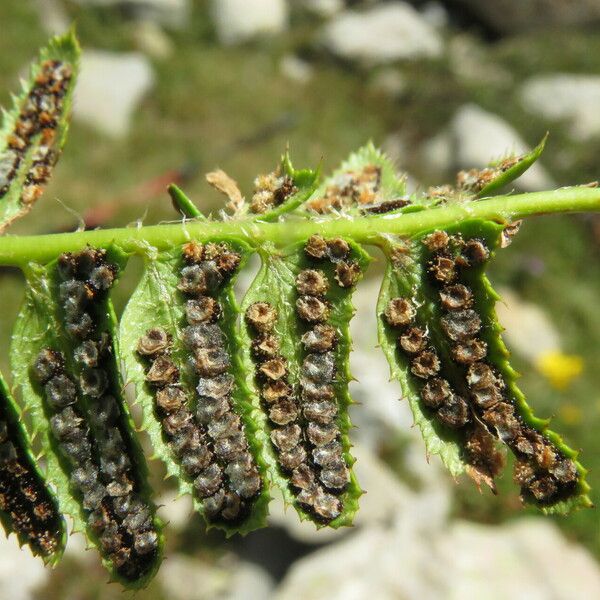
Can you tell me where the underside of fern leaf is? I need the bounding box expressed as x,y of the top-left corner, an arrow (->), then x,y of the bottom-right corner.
0,30 -> 79,232
0,372 -> 65,563
377,222 -> 590,513
0,31 -> 599,588
120,240 -> 271,536
11,250 -> 163,587
238,238 -> 369,526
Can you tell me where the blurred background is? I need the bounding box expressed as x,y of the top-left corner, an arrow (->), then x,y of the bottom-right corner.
1,1 -> 600,598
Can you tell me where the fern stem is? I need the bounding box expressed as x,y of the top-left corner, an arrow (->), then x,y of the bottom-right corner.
0,187 -> 599,266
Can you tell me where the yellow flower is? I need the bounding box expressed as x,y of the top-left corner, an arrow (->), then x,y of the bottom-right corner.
535,351 -> 584,391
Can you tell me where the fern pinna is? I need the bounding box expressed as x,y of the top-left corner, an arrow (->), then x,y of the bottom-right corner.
0,31 -> 598,588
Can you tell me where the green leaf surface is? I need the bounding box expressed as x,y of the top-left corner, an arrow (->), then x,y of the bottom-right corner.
11,251 -> 164,588
452,221 -> 591,514
239,240 -> 370,528
377,218 -> 591,513
11,263 -> 86,532
120,240 -> 271,536
0,30 -> 79,232
300,141 -> 407,215
168,184 -> 206,220
0,371 -> 66,563
478,136 -> 548,197
377,241 -> 466,477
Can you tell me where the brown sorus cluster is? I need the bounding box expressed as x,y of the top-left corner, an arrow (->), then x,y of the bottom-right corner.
500,220 -> 522,248
245,305 -> 301,467
0,59 -> 72,205
141,241 -> 262,524
455,167 -> 498,193
279,235 -> 359,520
250,171 -> 297,214
307,165 -> 384,214
456,155 -> 521,194
303,235 -> 361,289
384,294 -> 470,430
246,298 -> 344,523
423,230 -> 579,503
362,198 -> 412,215
244,236 -> 360,522
49,248 -> 159,580
425,185 -> 455,204
0,388 -> 63,559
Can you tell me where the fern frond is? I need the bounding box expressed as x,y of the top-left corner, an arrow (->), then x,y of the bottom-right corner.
0,371 -> 65,563
0,30 -> 79,232
11,251 -> 163,588
120,240 -> 271,536
0,31 -> 598,589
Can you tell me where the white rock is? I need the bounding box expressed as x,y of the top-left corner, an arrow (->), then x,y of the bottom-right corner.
160,554 -> 274,600
223,558 -> 275,600
521,74 -> 600,140
276,516 -> 600,600
495,287 -> 560,362
73,50 -> 155,138
156,490 -> 194,530
275,526 -> 404,600
72,0 -> 190,28
421,130 -> 453,174
434,519 -> 600,600
0,533 -> 48,600
210,0 -> 288,45
159,555 -> 230,600
354,445 -> 424,526
508,520 -> 600,600
350,276 -> 414,435
322,2 -> 443,65
280,55 -> 314,85
34,0 -> 70,35
450,104 -> 554,191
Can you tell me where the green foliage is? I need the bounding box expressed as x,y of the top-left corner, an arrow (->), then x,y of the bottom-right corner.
120,241 -> 272,536
378,240 -> 466,477
478,136 -> 548,197
238,239 -> 370,527
0,30 -> 79,232
11,255 -> 163,588
0,370 -> 65,563
0,32 -> 598,588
